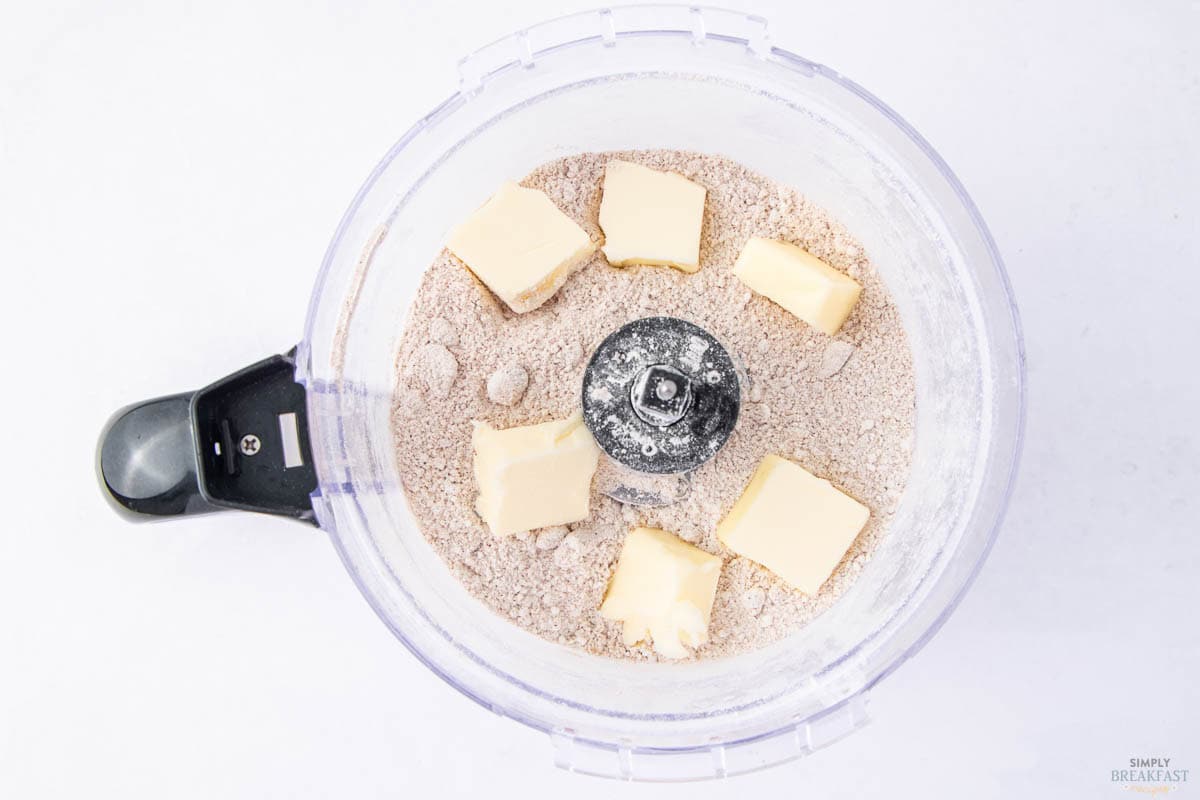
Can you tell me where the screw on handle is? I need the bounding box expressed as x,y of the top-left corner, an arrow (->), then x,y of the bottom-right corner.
97,351 -> 317,523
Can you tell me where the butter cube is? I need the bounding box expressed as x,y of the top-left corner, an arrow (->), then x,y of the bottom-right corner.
599,527 -> 722,659
716,455 -> 869,594
448,182 -> 596,313
472,413 -> 600,536
732,237 -> 862,336
598,160 -> 707,273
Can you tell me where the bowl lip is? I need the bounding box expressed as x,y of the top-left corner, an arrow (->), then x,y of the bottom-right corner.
301,3 -> 1028,750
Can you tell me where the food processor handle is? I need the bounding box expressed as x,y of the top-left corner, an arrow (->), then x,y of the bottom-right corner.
97,350 -> 318,523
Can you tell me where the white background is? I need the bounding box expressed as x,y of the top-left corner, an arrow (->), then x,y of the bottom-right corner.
2,1 -> 1198,797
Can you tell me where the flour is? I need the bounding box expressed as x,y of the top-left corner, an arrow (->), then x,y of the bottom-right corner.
486,362 -> 529,406
390,150 -> 915,661
428,316 -> 459,347
819,340 -> 857,379
406,343 -> 457,399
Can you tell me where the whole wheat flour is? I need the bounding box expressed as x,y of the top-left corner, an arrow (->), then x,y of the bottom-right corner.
390,150 -> 915,661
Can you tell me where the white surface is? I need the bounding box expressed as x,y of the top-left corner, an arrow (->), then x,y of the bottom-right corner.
1,0 -> 1198,797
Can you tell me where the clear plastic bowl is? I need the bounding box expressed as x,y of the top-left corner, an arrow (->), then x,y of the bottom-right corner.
295,5 -> 1025,781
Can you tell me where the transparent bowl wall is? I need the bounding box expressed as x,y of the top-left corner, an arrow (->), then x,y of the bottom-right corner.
296,6 -> 1024,781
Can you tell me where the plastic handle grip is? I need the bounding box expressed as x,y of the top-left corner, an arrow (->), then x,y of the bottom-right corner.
97,350 -> 317,523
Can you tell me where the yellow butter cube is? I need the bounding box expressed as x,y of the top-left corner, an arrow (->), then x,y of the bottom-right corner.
732,237 -> 862,336
598,160 -> 707,273
716,455 -> 869,594
599,527 -> 722,659
472,413 -> 600,536
448,182 -> 596,314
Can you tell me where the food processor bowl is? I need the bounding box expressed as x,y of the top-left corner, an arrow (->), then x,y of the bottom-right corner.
98,5 -> 1024,781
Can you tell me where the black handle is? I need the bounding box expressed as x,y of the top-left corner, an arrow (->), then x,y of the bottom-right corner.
98,350 -> 318,523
